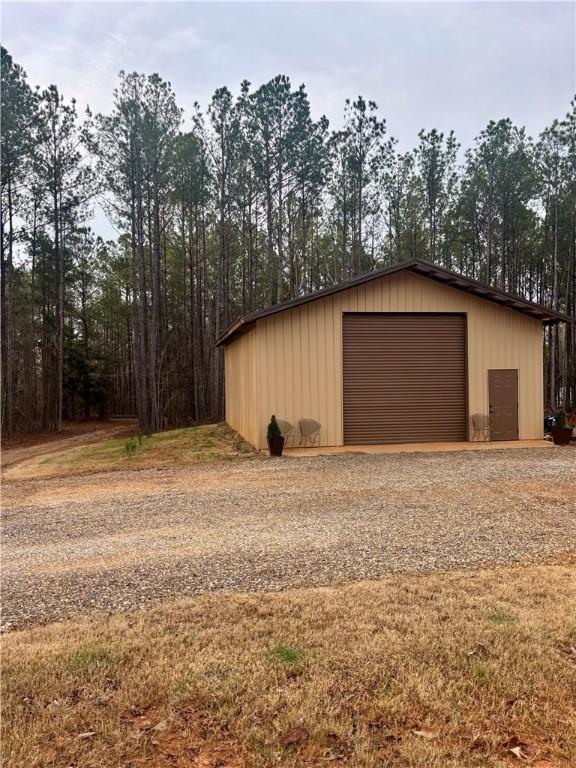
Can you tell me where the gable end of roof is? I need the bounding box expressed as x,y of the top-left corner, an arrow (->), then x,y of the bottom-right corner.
216,259 -> 573,345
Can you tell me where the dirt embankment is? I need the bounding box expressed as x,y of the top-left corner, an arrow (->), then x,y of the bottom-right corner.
1,419 -> 137,470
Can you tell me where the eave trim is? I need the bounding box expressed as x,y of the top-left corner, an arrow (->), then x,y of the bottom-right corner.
216,259 -> 574,345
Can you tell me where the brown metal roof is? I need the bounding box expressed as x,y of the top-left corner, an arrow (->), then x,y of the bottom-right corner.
216,258 -> 574,345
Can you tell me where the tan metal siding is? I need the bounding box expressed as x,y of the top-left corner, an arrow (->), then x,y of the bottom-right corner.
342,314 -> 467,444
227,271 -> 544,449
224,327 -> 259,447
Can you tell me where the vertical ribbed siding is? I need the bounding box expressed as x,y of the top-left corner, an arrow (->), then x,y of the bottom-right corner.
224,327 -> 258,447
342,313 -> 467,444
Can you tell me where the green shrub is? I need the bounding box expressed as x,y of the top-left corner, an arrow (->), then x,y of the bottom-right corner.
267,415 -> 281,439
124,438 -> 137,457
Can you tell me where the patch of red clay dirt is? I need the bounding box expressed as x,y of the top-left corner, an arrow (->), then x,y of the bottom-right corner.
123,705 -> 246,767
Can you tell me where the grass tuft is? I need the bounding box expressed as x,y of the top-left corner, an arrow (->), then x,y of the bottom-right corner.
271,644 -> 304,665
487,610 -> 517,624
71,642 -> 114,670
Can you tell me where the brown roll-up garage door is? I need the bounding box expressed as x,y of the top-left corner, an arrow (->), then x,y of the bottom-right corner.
343,313 -> 467,444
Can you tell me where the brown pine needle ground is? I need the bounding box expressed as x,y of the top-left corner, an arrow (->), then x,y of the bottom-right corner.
3,562 -> 576,767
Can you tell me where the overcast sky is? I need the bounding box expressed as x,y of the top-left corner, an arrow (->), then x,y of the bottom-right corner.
3,1 -> 575,237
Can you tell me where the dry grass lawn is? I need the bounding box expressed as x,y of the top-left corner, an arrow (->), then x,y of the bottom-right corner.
3,562 -> 576,767
3,423 -> 256,481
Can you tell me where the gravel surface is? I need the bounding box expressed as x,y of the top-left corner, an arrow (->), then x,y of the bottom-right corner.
2,448 -> 575,628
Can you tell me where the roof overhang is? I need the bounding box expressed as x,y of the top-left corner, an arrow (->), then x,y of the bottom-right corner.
216,259 -> 574,345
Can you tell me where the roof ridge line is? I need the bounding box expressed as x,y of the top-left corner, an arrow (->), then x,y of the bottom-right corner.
216,260 -> 574,345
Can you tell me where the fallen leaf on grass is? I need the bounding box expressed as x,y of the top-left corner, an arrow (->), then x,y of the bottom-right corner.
508,746 -> 556,766
412,728 -> 438,740
467,642 -> 490,658
282,726 -> 309,748
505,735 -> 547,763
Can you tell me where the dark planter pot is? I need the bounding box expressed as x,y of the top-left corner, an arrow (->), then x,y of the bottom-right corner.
550,426 -> 573,446
267,435 -> 285,456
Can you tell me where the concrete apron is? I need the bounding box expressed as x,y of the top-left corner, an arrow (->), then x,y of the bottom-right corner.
281,439 -> 554,457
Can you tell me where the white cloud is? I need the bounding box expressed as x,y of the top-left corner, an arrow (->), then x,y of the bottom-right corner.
153,25 -> 206,53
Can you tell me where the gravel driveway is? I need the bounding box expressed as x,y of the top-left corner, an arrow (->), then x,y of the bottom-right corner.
2,448 -> 575,628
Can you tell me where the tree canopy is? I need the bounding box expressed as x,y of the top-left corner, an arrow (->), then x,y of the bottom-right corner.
1,46 -> 574,435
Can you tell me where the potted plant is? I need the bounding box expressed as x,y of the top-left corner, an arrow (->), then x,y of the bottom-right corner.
267,415 -> 285,457
550,410 -> 573,446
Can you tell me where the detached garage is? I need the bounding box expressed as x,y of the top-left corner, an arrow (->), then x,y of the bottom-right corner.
217,259 -> 571,450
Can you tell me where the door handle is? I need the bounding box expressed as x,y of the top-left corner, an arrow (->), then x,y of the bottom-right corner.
489,407 -> 494,414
